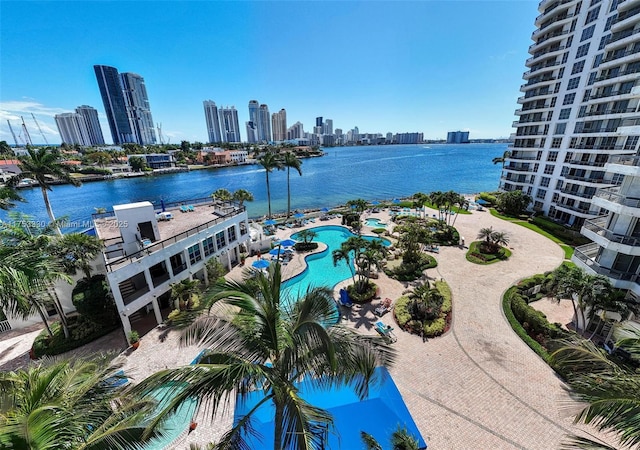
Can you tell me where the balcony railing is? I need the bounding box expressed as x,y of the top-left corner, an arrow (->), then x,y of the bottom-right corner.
563,174 -> 609,183
595,187 -> 640,208
574,243 -> 640,282
555,202 -> 591,214
583,216 -> 640,246
560,188 -> 594,198
610,27 -> 640,44
609,154 -> 640,167
567,159 -> 607,167
583,107 -> 637,116
504,165 -> 537,172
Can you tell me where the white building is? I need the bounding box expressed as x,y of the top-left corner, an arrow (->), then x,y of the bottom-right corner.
94,198 -> 250,336
203,100 -> 222,143
55,113 -> 92,146
501,0 -> 640,228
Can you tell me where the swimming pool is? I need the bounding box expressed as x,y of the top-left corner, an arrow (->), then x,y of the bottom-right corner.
284,225 -> 390,299
365,217 -> 387,228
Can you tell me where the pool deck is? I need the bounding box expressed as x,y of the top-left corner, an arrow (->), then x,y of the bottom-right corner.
0,204 -> 616,449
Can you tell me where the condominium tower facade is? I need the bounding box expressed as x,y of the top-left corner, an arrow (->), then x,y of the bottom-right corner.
271,108 -> 287,142
203,100 -> 222,143
218,106 -> 242,143
75,105 -> 105,145
120,72 -> 157,145
501,0 -> 640,228
55,113 -> 92,146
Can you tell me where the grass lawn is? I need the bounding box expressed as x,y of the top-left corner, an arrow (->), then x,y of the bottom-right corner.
424,201 -> 472,215
466,241 -> 512,265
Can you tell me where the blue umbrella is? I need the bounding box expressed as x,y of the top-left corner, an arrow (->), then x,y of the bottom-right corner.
264,219 -> 277,225
392,198 -> 401,204
279,239 -> 297,247
321,207 -> 330,212
252,259 -> 270,269
269,248 -> 286,256
294,213 -> 305,219
371,201 -> 380,205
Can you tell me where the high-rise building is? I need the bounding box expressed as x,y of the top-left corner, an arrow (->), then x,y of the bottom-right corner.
258,104 -> 271,142
94,65 -> 133,145
324,119 -> 333,136
316,117 -> 323,128
75,105 -> 105,145
55,113 -> 92,146
246,121 -> 258,143
446,131 -> 469,144
203,100 -> 222,143
501,0 -> 640,227
120,72 -> 157,145
271,108 -> 287,142
218,106 -> 241,143
287,121 -> 304,140
248,100 -> 260,143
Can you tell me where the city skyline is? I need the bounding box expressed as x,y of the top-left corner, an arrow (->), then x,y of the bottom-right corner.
0,1 -> 539,145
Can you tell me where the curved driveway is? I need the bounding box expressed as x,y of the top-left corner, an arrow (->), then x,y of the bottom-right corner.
368,208 -> 609,449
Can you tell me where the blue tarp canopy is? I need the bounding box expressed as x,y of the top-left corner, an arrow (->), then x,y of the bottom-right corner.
233,366 -> 426,449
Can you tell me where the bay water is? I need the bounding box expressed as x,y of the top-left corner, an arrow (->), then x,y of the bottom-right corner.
1,143 -> 506,230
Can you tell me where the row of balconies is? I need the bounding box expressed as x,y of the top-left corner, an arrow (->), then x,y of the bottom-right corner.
536,0 -> 573,23
583,216 -> 640,247
573,243 -> 640,283
526,45 -> 566,66
583,107 -> 638,117
611,26 -> 640,44
594,187 -> 640,209
614,4 -> 640,27
601,46 -> 640,64
560,187 -> 594,198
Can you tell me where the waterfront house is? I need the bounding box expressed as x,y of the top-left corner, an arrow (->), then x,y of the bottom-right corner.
127,153 -> 176,170
93,197 -> 250,336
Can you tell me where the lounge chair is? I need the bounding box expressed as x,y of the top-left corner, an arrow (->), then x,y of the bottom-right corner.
339,288 -> 353,308
374,298 -> 392,316
187,205 -> 195,212
375,321 -> 397,343
180,205 -> 188,213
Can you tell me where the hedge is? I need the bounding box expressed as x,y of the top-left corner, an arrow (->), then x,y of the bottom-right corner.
32,316 -> 120,358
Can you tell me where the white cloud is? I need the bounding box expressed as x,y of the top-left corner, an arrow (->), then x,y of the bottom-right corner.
0,100 -> 67,145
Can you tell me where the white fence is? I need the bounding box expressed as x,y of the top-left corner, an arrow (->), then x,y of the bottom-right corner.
0,320 -> 11,333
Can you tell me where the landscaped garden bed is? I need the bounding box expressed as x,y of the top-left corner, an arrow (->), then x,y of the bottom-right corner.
394,280 -> 452,338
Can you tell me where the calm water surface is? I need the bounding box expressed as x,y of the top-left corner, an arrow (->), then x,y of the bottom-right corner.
1,143 -> 505,230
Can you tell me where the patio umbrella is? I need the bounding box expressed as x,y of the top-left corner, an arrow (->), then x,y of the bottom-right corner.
279,239 -> 297,247
371,201 -> 380,205
294,213 -> 305,219
321,207 -> 330,212
264,219 -> 277,225
269,248 -> 286,256
392,198 -> 401,204
252,259 -> 270,269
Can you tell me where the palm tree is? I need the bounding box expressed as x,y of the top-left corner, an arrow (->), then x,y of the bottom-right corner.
492,150 -> 512,168
53,232 -> 105,280
170,278 -> 201,311
232,188 -> 254,208
550,330 -> 640,450
333,247 -> 357,287
0,185 -> 22,210
429,191 -> 447,222
282,152 -> 303,220
361,426 -> 422,450
490,230 -> 510,248
211,188 -> 232,202
477,227 -> 494,243
131,263 -> 395,450
0,355 -> 159,450
19,146 -> 81,235
258,151 -> 283,218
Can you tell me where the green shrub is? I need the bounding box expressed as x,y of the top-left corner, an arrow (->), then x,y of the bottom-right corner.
423,318 -> 446,337
72,274 -> 118,326
346,281 -> 377,303
394,296 -> 412,327
32,316 -> 119,358
371,228 -> 386,234
478,192 -> 497,205
435,281 -> 452,313
530,216 -> 591,246
294,242 -> 319,252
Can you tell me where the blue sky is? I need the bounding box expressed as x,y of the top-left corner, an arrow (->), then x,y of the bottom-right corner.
0,1 -> 539,144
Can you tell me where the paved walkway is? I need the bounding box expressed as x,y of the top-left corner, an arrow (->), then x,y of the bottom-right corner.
0,206 -> 614,449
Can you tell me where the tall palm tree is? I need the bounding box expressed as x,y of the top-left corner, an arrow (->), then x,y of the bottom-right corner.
282,152 -> 302,220
131,263 -> 395,450
492,150 -> 512,168
550,330 -> 640,450
53,232 -> 105,280
0,355 -> 159,450
258,152 -> 283,218
19,146 -> 81,235
429,191 -> 447,222
232,188 -> 254,208
333,247 -> 357,287
361,426 -> 422,450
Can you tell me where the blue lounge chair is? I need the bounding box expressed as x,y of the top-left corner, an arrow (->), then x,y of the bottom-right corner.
180,205 -> 188,213
187,205 -> 195,212
375,321 -> 397,343
339,289 -> 353,308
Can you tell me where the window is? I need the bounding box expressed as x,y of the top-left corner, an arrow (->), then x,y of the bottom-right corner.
552,138 -> 563,148
592,53 -> 603,69
576,43 -> 590,58
572,60 -> 585,74
557,67 -> 565,79
170,252 -> 187,275
215,230 -> 226,249
552,193 -> 560,202
587,72 -> 597,85
565,35 -> 573,48
555,123 -> 567,134
559,108 -> 571,120
548,151 -> 559,161
581,24 -> 596,41
578,106 -> 587,118
625,136 -> 640,150
584,6 -> 600,25
610,0 -> 618,13
567,77 -> 580,90
598,34 -> 610,50
541,176 -> 551,187
563,93 -> 576,105
550,97 -> 557,108
227,225 -> 237,243
536,189 -> 547,200
582,89 -> 592,102
604,14 -> 617,31
203,236 -> 215,256
561,166 -> 569,176
188,243 -> 202,265
562,52 -> 569,64
544,164 -> 555,175
534,201 -> 544,210
589,0 -> 601,7
556,179 -> 564,189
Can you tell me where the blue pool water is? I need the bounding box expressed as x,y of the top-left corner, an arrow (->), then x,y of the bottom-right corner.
365,217 -> 387,228
233,366 -> 426,449
283,225 -> 390,299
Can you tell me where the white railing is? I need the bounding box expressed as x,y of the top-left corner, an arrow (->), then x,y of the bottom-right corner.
0,320 -> 11,333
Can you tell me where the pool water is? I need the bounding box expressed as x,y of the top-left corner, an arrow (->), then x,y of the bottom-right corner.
365,217 -> 387,228
285,225 -> 390,299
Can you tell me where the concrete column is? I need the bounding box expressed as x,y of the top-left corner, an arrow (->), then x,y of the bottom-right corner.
151,296 -> 163,324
